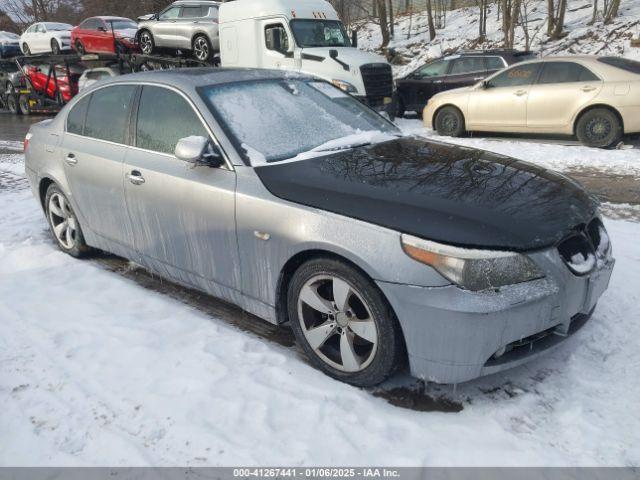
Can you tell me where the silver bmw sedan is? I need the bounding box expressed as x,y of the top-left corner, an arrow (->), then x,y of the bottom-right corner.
24,69 -> 615,386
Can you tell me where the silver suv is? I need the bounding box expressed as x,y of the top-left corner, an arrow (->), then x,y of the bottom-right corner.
137,0 -> 219,62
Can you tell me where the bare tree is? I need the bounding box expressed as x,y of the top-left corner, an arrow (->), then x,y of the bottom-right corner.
546,0 -> 567,39
375,0 -> 391,47
426,0 -> 436,41
604,0 -> 621,24
589,0 -> 599,25
477,0 -> 489,42
502,0 -> 522,48
388,0 -> 394,38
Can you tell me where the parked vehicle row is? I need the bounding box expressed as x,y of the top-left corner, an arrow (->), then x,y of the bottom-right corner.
24,68 -> 615,386
424,55 -> 640,148
395,49 -> 536,116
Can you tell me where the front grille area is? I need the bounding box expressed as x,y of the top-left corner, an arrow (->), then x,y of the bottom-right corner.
557,217 -> 610,276
485,311 -> 593,367
360,63 -> 393,99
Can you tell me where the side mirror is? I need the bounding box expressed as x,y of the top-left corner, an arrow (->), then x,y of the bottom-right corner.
329,49 -> 338,59
97,26 -> 107,32
351,30 -> 358,48
175,136 -> 223,167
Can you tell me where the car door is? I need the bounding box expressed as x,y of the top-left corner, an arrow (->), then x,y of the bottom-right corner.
123,84 -> 240,296
398,58 -> 450,112
443,56 -> 487,91
175,4 -> 201,49
77,19 -> 96,51
93,19 -> 113,53
467,62 -> 542,130
153,6 -> 181,47
262,22 -> 297,71
60,85 -> 138,255
526,61 -> 603,131
33,24 -> 48,52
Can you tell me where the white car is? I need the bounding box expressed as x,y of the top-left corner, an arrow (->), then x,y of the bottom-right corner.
77,67 -> 119,91
20,22 -> 73,55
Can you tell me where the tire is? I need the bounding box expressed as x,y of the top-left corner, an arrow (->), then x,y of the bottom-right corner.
44,184 -> 90,258
51,39 -> 60,55
288,258 -> 405,387
7,95 -> 20,115
75,39 -> 85,55
192,34 -> 212,62
139,30 -> 154,55
434,106 -> 465,137
18,94 -> 31,115
6,81 -> 15,95
575,108 -> 622,148
23,43 -> 31,56
395,96 -> 405,118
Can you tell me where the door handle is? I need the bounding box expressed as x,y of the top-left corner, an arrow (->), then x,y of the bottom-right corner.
514,89 -> 527,96
127,170 -> 145,185
581,85 -> 596,92
64,153 -> 77,165
473,76 -> 484,81
433,80 -> 443,84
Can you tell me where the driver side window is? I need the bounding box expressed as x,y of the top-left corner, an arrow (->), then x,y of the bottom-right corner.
265,24 -> 290,54
487,63 -> 541,88
414,59 -> 449,79
160,7 -> 181,20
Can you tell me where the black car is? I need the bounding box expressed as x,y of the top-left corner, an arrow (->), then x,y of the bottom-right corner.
395,49 -> 536,117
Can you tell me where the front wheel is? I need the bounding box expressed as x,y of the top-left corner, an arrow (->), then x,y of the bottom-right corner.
75,39 -> 85,55
23,43 -> 31,56
192,35 -> 212,62
45,184 -> 90,257
576,108 -> 622,148
434,106 -> 465,137
288,258 -> 404,387
6,95 -> 20,115
51,39 -> 60,55
18,94 -> 31,115
139,30 -> 154,55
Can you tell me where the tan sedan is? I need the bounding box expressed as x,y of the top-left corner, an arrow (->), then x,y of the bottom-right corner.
423,55 -> 640,148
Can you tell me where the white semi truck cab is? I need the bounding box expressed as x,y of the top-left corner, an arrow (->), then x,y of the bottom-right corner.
218,0 -> 394,113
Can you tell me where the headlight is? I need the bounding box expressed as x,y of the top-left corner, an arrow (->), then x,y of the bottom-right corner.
331,79 -> 357,93
401,234 -> 543,291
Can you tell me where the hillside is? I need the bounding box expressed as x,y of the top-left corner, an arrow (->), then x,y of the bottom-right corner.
356,0 -> 640,78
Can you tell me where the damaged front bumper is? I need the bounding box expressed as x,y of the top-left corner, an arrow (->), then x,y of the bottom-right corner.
377,248 -> 615,384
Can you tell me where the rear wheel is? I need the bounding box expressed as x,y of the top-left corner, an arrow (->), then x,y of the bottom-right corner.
193,34 -> 212,62
288,258 -> 404,387
18,94 -> 31,115
75,39 -> 85,55
434,106 -> 465,137
139,30 -> 154,55
576,108 -> 622,148
6,95 -> 20,115
45,184 -> 90,258
51,39 -> 60,55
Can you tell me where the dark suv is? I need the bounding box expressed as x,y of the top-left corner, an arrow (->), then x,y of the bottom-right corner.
395,50 -> 536,117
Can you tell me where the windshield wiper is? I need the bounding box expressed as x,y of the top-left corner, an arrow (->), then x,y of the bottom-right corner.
313,140 -> 373,153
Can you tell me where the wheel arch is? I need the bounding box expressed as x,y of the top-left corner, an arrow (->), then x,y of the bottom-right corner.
38,176 -> 56,210
573,103 -> 624,135
136,28 -> 152,42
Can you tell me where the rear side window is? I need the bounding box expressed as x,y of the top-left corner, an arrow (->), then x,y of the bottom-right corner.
487,63 -> 541,88
537,62 -> 599,84
84,85 -> 136,144
414,59 -> 449,78
598,57 -> 640,74
135,86 -> 209,155
180,6 -> 204,18
449,57 -> 485,75
485,56 -> 506,70
160,7 -> 181,20
66,94 -> 91,135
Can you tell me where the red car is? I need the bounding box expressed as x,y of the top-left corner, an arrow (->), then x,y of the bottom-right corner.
71,16 -> 139,55
23,63 -> 83,103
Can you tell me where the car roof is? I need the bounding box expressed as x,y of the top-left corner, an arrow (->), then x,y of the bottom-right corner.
172,0 -> 220,4
105,67 -> 309,90
89,16 -> 134,21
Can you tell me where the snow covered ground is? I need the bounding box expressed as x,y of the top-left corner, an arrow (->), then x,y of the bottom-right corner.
357,0 -> 640,78
1,131 -> 640,466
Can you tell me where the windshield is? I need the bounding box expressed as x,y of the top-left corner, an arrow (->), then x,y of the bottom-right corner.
108,20 -> 137,30
200,79 -> 399,164
45,23 -> 72,31
290,19 -> 350,48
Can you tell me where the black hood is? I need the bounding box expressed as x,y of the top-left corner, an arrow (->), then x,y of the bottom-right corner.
254,136 -> 598,251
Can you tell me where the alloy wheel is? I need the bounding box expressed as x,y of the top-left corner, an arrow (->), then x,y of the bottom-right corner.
297,275 -> 378,373
440,112 -> 459,135
51,40 -> 60,55
193,36 -> 209,61
140,32 -> 153,54
48,192 -> 78,250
